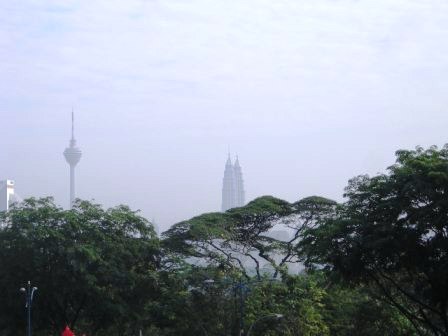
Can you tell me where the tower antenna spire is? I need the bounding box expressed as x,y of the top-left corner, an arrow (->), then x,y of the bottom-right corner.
71,108 -> 75,140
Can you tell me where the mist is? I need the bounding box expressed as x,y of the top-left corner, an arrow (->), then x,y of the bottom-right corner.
1,0 -> 447,231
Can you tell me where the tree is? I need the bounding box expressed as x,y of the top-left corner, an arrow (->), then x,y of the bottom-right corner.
273,196 -> 337,278
301,145 -> 448,335
162,196 -> 293,279
244,274 -> 329,336
148,265 -> 241,336
162,195 -> 337,279
321,282 -> 416,336
0,198 -> 160,336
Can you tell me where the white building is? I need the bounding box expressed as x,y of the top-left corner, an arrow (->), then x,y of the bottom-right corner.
0,180 -> 15,212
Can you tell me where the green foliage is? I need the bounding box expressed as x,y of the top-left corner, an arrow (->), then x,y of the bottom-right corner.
245,275 -> 329,336
162,211 -> 231,258
163,195 -> 338,279
0,198 -> 160,336
301,145 -> 448,335
321,282 -> 416,336
163,196 -> 295,278
148,265 -> 240,336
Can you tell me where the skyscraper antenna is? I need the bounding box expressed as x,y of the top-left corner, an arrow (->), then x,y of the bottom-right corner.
71,108 -> 75,140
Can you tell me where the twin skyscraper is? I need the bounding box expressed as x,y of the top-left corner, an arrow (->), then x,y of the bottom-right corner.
221,155 -> 245,211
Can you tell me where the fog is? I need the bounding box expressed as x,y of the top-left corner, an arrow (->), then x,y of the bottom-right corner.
1,0 -> 447,231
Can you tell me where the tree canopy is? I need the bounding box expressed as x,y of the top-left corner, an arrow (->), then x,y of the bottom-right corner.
0,198 -> 160,336
301,145 -> 448,335
163,195 -> 337,279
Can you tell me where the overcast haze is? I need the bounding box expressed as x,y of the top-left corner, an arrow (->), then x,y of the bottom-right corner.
1,0 -> 447,231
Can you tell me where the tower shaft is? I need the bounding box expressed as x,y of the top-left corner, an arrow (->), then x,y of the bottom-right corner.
70,165 -> 75,209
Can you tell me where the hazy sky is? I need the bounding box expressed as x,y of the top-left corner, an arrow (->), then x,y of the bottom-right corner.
1,0 -> 447,231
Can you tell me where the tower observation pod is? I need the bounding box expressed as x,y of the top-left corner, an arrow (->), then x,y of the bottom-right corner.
63,111 -> 82,209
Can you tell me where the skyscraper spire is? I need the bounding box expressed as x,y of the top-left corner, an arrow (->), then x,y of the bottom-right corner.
64,111 -> 82,209
226,152 -> 232,166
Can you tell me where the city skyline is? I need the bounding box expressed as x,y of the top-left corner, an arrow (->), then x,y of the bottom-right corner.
0,1 -> 447,334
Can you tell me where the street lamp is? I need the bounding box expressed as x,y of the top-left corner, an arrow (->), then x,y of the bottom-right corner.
246,314 -> 284,336
19,281 -> 38,336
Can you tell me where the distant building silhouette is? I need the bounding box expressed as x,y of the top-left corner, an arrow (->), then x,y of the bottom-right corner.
221,154 -> 245,211
0,180 -> 15,212
63,111 -> 82,209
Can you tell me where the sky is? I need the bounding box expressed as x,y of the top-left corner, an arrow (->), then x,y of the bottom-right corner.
1,0 -> 447,232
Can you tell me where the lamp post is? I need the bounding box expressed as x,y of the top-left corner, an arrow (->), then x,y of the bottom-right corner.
246,314 -> 284,336
19,281 -> 38,336
234,279 -> 249,336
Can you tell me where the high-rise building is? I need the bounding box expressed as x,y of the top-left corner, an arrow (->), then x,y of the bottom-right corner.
221,155 -> 245,211
222,155 -> 235,212
63,111 -> 82,209
233,156 -> 245,208
0,180 -> 15,212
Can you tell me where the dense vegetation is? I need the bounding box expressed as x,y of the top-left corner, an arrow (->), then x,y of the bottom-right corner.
0,145 -> 447,335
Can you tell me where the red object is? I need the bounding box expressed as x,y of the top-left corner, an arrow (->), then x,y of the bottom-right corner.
62,326 -> 75,336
